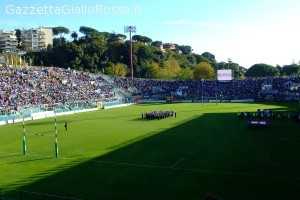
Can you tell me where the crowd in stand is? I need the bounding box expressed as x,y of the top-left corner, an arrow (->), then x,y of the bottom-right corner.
1,64 -> 300,115
113,76 -> 300,101
142,110 -> 175,120
0,65 -> 117,114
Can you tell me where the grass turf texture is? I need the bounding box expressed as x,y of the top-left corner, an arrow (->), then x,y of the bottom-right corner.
0,102 -> 300,200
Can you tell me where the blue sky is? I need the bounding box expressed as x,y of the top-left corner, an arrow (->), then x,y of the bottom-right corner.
0,0 -> 299,68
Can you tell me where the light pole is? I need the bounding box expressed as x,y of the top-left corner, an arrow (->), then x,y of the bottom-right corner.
124,26 -> 136,80
237,65 -> 239,79
201,79 -> 204,105
215,64 -> 218,105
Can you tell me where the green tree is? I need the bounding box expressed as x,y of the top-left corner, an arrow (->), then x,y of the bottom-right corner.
70,57 -> 83,71
86,34 -> 107,56
282,64 -> 300,76
105,63 -> 128,77
71,31 -> 78,41
101,32 -> 112,41
53,26 -> 70,36
177,68 -> 193,80
132,35 -> 153,44
151,41 -> 163,48
52,42 -> 83,68
107,32 -> 118,43
79,26 -> 99,38
130,41 -> 146,54
122,41 -> 146,73
52,26 -> 70,45
201,52 -> 217,70
217,62 -> 228,70
46,44 -> 52,51
107,33 -> 127,43
159,58 -> 181,79
53,37 -> 67,47
147,62 -> 160,79
151,49 -> 165,65
15,29 -> 23,49
30,50 -> 52,66
174,54 -> 196,69
132,35 -> 143,42
138,61 -> 160,78
193,53 -> 210,64
81,31 -> 107,70
164,50 -> 176,61
105,41 -> 126,63
239,66 -> 247,78
117,34 -> 127,42
82,53 -> 99,72
245,63 -> 280,77
193,62 -> 215,80
178,45 -> 193,54
136,46 -> 154,62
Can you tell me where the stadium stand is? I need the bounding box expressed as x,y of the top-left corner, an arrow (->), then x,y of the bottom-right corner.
112,76 -> 300,102
0,65 -> 122,121
1,64 -> 300,123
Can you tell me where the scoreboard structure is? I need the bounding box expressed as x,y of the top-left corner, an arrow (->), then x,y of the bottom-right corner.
217,70 -> 233,81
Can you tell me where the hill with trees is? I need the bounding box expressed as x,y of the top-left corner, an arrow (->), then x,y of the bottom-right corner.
20,26 -> 300,79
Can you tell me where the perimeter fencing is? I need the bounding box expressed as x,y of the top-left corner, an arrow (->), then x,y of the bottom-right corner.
0,101 -> 119,125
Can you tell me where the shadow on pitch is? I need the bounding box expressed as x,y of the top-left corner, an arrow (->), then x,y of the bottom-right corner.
0,154 -> 22,159
2,102 -> 300,200
7,157 -> 54,164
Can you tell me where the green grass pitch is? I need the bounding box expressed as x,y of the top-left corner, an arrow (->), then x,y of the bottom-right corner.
1,102 -> 300,200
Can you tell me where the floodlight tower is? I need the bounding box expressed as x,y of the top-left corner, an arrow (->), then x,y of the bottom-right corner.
124,26 -> 136,80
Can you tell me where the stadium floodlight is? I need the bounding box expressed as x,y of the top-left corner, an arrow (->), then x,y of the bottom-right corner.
201,79 -> 204,105
124,26 -> 136,80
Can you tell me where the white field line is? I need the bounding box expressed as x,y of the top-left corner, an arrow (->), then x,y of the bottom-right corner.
1,151 -> 300,181
170,158 -> 187,168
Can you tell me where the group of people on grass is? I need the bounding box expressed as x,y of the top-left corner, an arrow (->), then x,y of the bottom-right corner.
142,110 -> 176,120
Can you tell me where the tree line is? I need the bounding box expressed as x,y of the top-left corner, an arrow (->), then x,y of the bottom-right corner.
15,26 -> 300,79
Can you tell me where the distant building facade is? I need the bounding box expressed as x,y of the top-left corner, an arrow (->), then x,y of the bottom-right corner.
22,27 -> 53,51
0,30 -> 18,53
160,43 -> 181,53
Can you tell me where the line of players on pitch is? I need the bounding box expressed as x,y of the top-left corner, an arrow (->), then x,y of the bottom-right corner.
237,109 -> 300,122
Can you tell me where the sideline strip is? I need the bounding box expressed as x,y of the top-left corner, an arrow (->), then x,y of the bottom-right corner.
1,151 -> 300,181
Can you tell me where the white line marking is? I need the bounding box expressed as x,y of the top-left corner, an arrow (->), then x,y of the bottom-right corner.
87,159 -> 300,181
170,158 -> 186,168
1,151 -> 300,181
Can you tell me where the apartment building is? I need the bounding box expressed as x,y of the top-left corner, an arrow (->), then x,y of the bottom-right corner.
159,43 -> 181,53
0,30 -> 18,53
22,27 -> 53,51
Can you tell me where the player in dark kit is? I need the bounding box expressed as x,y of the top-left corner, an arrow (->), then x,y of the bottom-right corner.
64,121 -> 68,131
